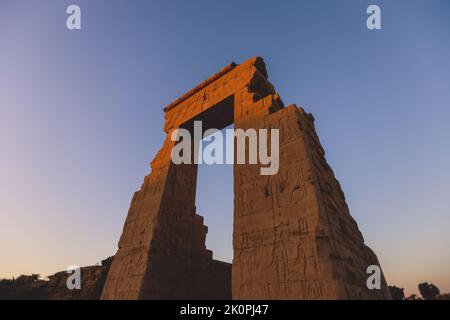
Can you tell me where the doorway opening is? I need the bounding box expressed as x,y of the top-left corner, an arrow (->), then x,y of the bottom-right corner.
195,124 -> 234,264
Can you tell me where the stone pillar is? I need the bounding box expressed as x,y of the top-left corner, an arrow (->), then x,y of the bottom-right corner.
233,101 -> 391,299
101,132 -> 223,299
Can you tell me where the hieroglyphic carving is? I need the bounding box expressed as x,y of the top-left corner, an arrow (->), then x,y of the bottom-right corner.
233,103 -> 391,299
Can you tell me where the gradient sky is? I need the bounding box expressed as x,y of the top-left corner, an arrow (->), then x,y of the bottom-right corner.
1,0 -> 449,296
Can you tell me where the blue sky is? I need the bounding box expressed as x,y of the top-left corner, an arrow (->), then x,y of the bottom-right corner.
0,0 -> 449,295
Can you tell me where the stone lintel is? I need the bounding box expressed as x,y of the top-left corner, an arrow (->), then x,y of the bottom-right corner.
162,57 -> 270,133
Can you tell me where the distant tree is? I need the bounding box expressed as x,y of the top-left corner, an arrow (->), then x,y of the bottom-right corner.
15,274 -> 40,284
418,282 -> 440,300
388,285 -> 405,300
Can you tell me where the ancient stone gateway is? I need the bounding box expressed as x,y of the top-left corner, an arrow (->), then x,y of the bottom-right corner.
101,57 -> 391,300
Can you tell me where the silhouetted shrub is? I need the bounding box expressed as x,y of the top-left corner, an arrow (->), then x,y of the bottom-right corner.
418,282 -> 440,300
0,274 -> 47,299
405,294 -> 422,300
388,285 -> 405,300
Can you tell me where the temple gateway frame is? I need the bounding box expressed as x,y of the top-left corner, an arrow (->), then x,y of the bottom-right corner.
101,57 -> 391,300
